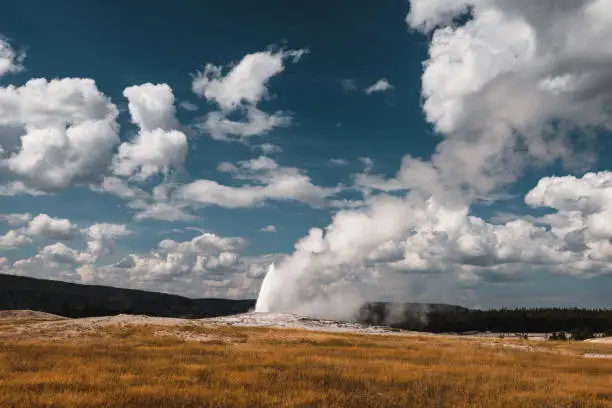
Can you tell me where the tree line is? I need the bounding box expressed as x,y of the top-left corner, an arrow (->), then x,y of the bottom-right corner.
357,304 -> 612,338
427,307 -> 612,335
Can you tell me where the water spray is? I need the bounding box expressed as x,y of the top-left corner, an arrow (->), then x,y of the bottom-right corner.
254,263 -> 277,313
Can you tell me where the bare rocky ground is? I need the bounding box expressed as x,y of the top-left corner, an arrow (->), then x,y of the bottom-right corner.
3,310 -> 612,359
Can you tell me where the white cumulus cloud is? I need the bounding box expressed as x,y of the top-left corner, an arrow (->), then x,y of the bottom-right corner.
0,229 -> 32,249
192,47 -> 307,142
123,83 -> 179,131
192,48 -> 307,110
26,214 -> 78,240
364,78 -> 394,94
86,223 -> 132,260
0,78 -> 119,190
113,83 -> 187,181
113,128 -> 188,181
396,0 -> 612,201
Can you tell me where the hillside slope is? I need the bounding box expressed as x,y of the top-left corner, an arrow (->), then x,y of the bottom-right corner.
0,274 -> 255,318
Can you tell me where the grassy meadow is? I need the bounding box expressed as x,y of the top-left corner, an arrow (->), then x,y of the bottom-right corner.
2,322 -> 612,407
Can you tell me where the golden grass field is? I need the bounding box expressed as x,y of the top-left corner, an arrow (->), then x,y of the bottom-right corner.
2,313 -> 612,407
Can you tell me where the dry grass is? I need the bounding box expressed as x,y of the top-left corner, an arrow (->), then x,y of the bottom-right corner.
2,321 -> 612,407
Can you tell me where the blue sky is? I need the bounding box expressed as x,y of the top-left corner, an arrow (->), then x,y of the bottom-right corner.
1,0 -> 612,310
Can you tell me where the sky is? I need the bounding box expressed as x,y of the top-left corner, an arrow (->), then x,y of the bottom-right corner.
1,0 -> 612,309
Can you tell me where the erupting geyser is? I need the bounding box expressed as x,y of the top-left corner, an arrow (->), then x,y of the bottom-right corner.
254,263 -> 280,313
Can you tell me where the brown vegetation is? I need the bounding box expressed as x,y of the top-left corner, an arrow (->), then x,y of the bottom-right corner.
2,317 -> 612,407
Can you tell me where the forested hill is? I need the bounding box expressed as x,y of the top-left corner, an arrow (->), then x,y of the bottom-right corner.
0,273 -> 255,318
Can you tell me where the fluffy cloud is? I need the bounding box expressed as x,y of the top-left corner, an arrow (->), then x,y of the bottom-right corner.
11,242 -> 92,281
192,48 -> 307,141
201,106 -> 290,141
0,78 -> 119,190
364,79 -> 394,94
0,230 -> 31,249
371,1 -> 612,200
26,214 -> 78,240
525,172 -> 612,249
0,76 -> 188,192
192,48 -> 307,110
37,243 -> 90,266
397,0 -> 612,201
113,128 -> 188,180
0,213 -> 78,248
123,83 -> 178,131
89,84 -> 190,219
0,181 -> 46,197
526,172 -> 612,215
113,83 -> 187,181
0,37 -> 24,77
86,223 -> 132,260
176,156 -> 336,208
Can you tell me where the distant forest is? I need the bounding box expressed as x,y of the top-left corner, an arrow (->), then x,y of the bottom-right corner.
357,303 -> 612,339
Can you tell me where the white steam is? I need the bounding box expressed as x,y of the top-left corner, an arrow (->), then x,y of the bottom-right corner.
255,0 -> 612,318
254,263 -> 279,312
255,258 -> 366,321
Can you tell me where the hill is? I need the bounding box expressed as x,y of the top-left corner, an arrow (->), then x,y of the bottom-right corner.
0,274 -> 255,318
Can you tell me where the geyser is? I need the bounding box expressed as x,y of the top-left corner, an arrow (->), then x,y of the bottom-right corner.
253,260 -> 367,321
254,263 -> 279,312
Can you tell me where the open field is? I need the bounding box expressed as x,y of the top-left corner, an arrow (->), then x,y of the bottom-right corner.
2,312 -> 612,407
